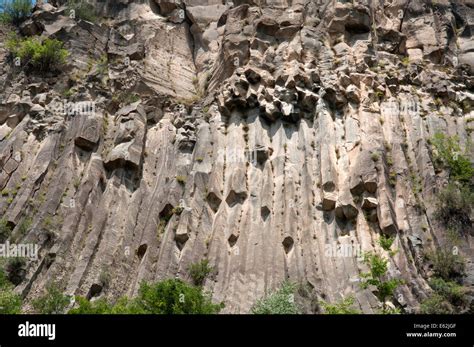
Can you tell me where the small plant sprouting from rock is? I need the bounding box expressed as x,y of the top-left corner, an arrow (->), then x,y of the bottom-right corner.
188,259 -> 214,286
378,234 -> 394,252
176,175 -> 187,185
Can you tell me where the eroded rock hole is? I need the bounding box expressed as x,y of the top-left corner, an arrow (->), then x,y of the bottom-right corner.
137,243 -> 147,260
228,233 -> 239,247
86,283 -> 103,300
206,192 -> 222,213
282,236 -> 294,254
226,190 -> 247,207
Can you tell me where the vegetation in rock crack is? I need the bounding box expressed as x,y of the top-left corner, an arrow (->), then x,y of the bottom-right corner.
251,281 -> 300,314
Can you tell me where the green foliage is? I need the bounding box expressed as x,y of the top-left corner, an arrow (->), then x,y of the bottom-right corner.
429,277 -> 467,306
68,296 -> 112,314
427,248 -> 465,281
0,266 -> 22,314
0,286 -> 22,313
32,283 -> 70,314
0,0 -> 32,25
132,279 -> 223,314
66,0 -> 97,23
188,259 -> 214,286
251,281 -> 300,314
434,183 -> 473,234
431,133 -> 473,183
0,218 -> 12,242
360,252 -> 403,306
378,234 -> 394,251
70,279 -> 223,314
321,296 -> 360,314
420,294 -> 452,314
6,34 -> 68,72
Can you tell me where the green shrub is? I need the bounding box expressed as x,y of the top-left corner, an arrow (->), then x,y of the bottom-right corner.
188,259 -> 214,286
132,279 -> 222,314
32,283 -> 70,314
251,281 -> 300,314
0,287 -> 22,313
420,294 -> 452,314
321,296 -> 360,314
66,0 -> 97,23
5,257 -> 26,285
431,133 -> 473,183
427,248 -> 465,281
68,296 -> 111,314
429,277 -> 467,306
434,183 -> 473,233
6,35 -> 68,72
70,279 -> 223,314
0,0 -> 33,25
0,218 -> 12,242
378,234 -> 394,251
360,252 -> 403,309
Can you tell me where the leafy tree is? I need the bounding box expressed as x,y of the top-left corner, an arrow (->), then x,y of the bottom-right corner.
251,281 -> 300,314
360,252 -> 403,312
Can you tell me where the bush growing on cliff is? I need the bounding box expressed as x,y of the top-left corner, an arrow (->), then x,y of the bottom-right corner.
252,281 -> 300,314
0,0 -> 33,25
66,0 -> 97,23
6,34 -> 68,72
434,183 -> 473,234
188,259 -> 214,286
431,133 -> 473,183
0,218 -> 12,242
426,248 -> 465,282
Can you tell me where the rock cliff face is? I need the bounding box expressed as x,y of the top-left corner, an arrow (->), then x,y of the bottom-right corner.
0,0 -> 473,313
